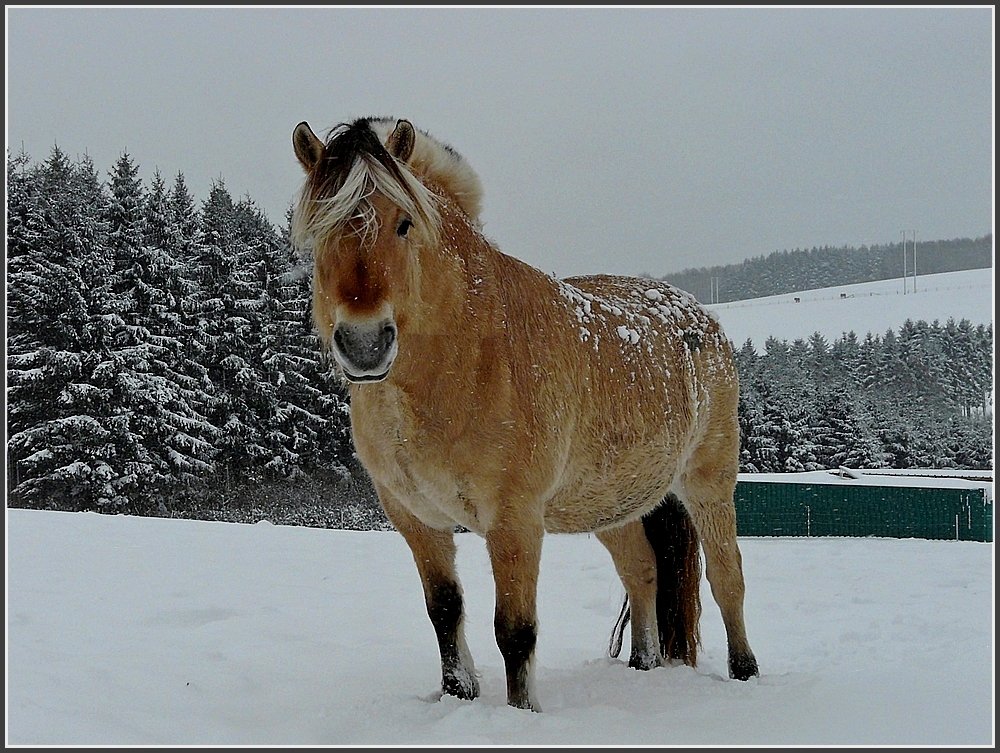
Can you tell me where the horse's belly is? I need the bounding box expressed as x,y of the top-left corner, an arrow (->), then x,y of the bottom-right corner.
542,450 -> 679,534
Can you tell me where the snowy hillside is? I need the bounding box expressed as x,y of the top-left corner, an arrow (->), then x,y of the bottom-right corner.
706,268 -> 993,346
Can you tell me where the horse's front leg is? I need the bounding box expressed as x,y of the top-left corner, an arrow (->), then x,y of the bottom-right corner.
486,512 -> 544,711
378,488 -> 480,701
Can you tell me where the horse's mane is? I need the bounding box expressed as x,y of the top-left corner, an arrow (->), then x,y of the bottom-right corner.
367,117 -> 483,222
291,116 -> 483,255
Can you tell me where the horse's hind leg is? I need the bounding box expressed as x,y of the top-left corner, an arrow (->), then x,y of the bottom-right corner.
378,488 -> 479,701
675,458 -> 759,681
596,522 -> 662,670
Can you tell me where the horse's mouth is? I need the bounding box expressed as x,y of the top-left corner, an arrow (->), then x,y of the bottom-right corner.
343,368 -> 390,384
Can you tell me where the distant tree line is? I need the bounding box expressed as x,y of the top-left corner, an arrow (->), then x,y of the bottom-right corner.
735,323 -> 993,473
4,148 -> 994,528
661,235 -> 992,304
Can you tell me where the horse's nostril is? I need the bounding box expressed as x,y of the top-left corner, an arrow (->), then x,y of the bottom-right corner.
333,327 -> 346,351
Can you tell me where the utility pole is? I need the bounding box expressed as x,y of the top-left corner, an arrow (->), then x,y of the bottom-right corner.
900,230 -> 918,293
901,230 -> 907,294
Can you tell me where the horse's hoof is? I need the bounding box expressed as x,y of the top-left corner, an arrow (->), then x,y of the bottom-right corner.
628,652 -> 663,671
729,652 -> 759,681
509,698 -> 541,713
442,673 -> 480,701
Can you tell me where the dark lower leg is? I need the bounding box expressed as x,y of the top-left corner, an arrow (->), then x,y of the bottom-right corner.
427,579 -> 479,699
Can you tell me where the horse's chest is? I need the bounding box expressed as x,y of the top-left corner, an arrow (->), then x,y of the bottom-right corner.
351,393 -> 489,532
391,448 -> 484,531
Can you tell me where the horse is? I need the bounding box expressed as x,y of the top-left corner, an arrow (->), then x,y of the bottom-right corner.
290,116 -> 759,712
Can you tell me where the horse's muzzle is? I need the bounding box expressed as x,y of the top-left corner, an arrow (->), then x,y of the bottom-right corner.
332,319 -> 398,383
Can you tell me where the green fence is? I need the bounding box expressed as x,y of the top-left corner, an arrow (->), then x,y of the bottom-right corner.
734,481 -> 993,542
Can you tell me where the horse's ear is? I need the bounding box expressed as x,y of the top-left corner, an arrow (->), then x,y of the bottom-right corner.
386,119 -> 416,163
293,121 -> 325,172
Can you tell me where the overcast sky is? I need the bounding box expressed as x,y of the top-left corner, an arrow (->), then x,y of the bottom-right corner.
5,7 -> 993,278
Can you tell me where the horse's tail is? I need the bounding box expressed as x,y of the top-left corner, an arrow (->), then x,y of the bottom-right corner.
644,493 -> 702,665
608,494 -> 702,666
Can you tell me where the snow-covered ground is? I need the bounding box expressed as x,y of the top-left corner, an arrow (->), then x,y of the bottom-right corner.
707,267 -> 993,345
5,508 -> 993,746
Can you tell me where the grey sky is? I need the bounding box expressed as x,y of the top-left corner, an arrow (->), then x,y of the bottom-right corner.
5,6 -> 993,278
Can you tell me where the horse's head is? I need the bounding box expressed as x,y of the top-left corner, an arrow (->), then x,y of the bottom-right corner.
290,117 -> 446,384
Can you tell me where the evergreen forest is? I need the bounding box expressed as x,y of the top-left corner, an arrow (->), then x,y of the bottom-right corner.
661,235 -> 991,304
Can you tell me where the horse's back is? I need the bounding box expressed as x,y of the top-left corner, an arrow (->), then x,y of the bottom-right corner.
555,273 -> 737,411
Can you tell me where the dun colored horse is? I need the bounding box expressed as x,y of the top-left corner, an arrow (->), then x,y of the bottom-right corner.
291,117 -> 759,711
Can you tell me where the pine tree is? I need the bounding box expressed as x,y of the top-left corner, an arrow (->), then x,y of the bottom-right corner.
738,388 -> 775,472
90,150 -> 167,511
811,390 -> 888,470
6,149 -> 48,493
830,331 -> 862,388
7,147 -> 117,509
856,333 -> 882,401
140,170 -> 219,503
972,323 -> 993,419
806,331 -> 833,389
168,171 -> 212,382
959,320 -> 994,419
191,183 -> 273,487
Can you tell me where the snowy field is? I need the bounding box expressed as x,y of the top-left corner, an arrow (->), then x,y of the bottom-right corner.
5,507 -> 994,746
707,267 -> 993,345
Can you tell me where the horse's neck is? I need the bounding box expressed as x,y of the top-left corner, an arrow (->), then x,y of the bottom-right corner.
421,206 -> 536,332
386,217 -> 500,387
389,215 -> 557,400
458,228 -> 559,341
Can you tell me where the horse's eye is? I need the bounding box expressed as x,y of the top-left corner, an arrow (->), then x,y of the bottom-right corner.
397,218 -> 413,238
